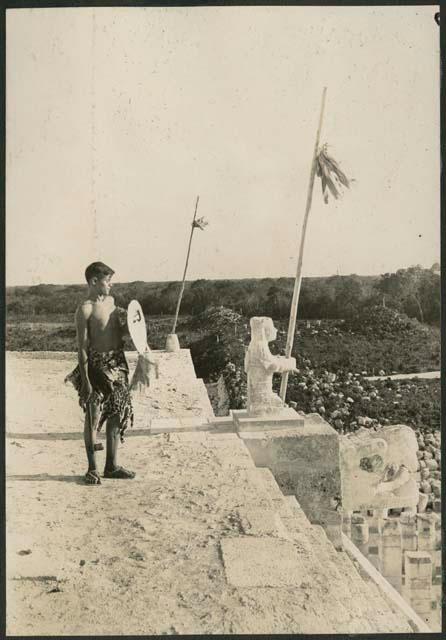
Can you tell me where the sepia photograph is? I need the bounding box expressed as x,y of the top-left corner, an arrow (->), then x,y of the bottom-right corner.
5,4 -> 441,635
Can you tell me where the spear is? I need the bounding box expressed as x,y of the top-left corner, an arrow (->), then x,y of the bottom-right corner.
279,87 -> 327,402
171,195 -> 204,334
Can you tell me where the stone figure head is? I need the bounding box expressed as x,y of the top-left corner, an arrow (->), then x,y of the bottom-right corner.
340,425 -> 419,511
250,317 -> 277,343
245,317 -> 278,371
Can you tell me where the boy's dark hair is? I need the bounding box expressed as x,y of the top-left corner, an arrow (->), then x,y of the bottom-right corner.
85,261 -> 115,284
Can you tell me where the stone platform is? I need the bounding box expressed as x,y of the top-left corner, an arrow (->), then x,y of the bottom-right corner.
6,351 -> 423,635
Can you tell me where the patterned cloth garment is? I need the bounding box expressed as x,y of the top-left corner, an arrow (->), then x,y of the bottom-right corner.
65,348 -> 134,443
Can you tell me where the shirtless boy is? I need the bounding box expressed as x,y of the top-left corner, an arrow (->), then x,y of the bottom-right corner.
65,262 -> 135,485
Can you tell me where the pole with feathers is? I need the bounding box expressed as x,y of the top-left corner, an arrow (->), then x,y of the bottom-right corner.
171,195 -> 208,335
280,88 -> 352,402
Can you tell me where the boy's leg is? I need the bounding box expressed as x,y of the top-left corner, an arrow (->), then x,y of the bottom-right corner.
84,402 -> 101,484
104,415 -> 135,479
104,415 -> 120,471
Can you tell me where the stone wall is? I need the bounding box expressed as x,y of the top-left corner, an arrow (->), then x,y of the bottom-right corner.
239,413 -> 342,549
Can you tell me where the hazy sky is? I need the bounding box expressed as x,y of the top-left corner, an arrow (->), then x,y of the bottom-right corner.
6,6 -> 440,286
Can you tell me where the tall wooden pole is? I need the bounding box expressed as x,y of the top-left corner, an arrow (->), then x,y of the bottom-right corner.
172,195 -> 200,334
279,87 -> 327,402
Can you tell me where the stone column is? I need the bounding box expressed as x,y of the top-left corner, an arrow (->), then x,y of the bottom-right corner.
342,510 -> 352,538
431,478 -> 441,514
350,514 -> 369,557
417,491 -> 429,514
381,519 -> 403,593
415,512 -> 440,625
403,551 -> 433,623
432,515 -> 442,601
366,510 -> 384,572
417,513 -> 437,557
400,512 -> 418,575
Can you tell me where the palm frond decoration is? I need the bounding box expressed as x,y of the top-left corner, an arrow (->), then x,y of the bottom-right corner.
316,144 -> 352,204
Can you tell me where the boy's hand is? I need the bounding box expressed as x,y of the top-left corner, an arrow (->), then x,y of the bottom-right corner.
80,380 -> 93,408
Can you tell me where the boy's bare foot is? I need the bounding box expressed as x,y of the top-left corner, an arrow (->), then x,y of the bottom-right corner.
85,470 -> 101,485
103,466 -> 136,479
94,443 -> 104,451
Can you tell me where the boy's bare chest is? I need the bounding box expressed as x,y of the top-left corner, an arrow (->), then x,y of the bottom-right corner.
89,301 -> 117,331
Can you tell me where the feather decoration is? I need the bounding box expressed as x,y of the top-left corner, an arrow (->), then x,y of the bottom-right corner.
192,216 -> 209,230
130,349 -> 159,394
316,144 -> 352,204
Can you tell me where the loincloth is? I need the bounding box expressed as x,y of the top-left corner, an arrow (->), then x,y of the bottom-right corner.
65,348 -> 134,442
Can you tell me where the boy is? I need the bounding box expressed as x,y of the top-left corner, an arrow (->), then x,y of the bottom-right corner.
65,262 -> 135,485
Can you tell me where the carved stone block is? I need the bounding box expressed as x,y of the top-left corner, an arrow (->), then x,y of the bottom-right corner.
339,425 -> 419,511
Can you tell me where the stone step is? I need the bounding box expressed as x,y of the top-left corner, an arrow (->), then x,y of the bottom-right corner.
335,546 -> 411,631
259,491 -> 364,629
255,472 -> 379,632
254,468 -> 414,633
304,533 -> 384,631
296,512 -> 416,631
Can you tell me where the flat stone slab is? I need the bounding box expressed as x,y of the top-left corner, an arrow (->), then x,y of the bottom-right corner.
221,537 -> 305,587
232,408 -> 304,432
237,508 -> 290,539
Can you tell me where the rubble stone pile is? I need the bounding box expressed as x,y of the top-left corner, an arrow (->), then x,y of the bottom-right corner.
416,430 -> 441,512
342,306 -> 425,338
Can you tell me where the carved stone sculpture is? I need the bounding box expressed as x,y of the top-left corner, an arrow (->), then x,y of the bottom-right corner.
340,425 -> 419,511
244,317 -> 296,416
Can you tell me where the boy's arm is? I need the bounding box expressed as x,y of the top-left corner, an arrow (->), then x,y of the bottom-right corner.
75,304 -> 91,396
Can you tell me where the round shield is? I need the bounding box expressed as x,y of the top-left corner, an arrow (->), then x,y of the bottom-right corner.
127,299 -> 148,354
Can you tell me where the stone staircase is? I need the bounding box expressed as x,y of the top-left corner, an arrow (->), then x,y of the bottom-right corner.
240,465 -> 424,633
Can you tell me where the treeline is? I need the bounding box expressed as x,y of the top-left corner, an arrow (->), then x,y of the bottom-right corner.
6,265 -> 440,324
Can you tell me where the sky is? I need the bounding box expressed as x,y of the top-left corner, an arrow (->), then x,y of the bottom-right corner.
6,6 -> 440,286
